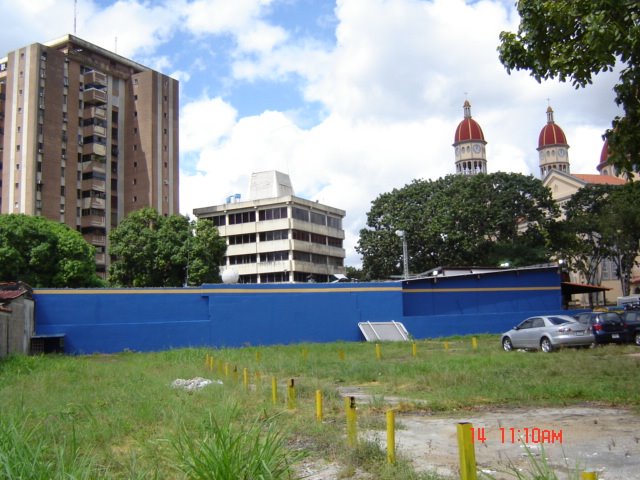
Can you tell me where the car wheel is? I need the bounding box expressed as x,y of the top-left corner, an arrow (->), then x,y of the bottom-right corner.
635,332 -> 640,347
502,337 -> 513,352
540,337 -> 553,353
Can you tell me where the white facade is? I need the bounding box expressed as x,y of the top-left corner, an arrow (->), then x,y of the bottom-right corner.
194,172 -> 346,283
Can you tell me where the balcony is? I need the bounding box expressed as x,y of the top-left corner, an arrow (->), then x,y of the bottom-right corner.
83,124 -> 106,138
83,70 -> 107,87
81,178 -> 106,192
85,106 -> 107,120
95,253 -> 106,265
81,197 -> 106,209
81,215 -> 106,228
83,142 -> 106,156
85,234 -> 106,246
83,88 -> 107,105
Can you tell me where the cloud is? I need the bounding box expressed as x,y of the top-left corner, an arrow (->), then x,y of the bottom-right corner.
179,0 -> 621,268
0,0 -> 623,269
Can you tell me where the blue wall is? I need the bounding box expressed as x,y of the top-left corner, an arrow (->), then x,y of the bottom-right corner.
34,283 -> 403,354
33,267 -> 565,354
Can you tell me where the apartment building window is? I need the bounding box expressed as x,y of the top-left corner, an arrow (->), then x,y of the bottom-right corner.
260,251 -> 288,262
310,233 -> 326,245
293,251 -> 311,262
292,230 -> 310,242
259,230 -> 288,242
60,186 -> 65,196
327,216 -> 342,229
292,207 -> 309,222
228,233 -> 256,245
311,254 -> 327,265
259,207 -> 287,221
228,211 -> 255,225
260,272 -> 286,283
229,254 -> 257,265
310,211 -> 326,226
209,215 -> 225,227
328,237 -> 343,248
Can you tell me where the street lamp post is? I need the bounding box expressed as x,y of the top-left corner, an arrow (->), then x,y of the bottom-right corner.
395,230 -> 409,280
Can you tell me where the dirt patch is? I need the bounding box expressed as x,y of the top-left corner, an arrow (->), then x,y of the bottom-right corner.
304,390 -> 640,479
383,406 -> 640,479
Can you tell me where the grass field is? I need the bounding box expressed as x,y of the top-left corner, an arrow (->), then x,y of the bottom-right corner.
1,335 -> 639,479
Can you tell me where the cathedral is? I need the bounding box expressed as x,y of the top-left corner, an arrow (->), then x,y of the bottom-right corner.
452,101 -> 637,303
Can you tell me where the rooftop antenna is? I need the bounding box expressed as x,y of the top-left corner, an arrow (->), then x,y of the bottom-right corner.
73,0 -> 77,35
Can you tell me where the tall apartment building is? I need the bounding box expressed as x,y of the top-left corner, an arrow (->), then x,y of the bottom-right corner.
194,171 -> 346,284
0,35 -> 179,277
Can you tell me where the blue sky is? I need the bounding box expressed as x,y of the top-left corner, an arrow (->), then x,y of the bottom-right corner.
0,0 -> 621,267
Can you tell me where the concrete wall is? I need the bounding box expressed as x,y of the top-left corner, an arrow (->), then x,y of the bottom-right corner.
32,267 -> 565,354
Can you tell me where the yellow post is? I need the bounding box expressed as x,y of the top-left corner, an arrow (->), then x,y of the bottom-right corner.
209,356 -> 215,370
375,343 -> 382,360
217,359 -> 223,375
287,378 -> 296,410
581,472 -> 597,480
472,337 -> 478,350
315,390 -> 323,422
412,341 -> 417,357
444,341 -> 449,351
243,367 -> 249,390
339,349 -> 345,361
205,353 -> 210,368
345,396 -> 357,447
457,422 -> 478,480
386,409 -> 396,464
232,365 -> 239,383
271,376 -> 278,405
302,348 -> 308,361
224,362 -> 229,377
256,350 -> 261,362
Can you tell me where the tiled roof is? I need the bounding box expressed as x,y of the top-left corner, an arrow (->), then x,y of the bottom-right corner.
573,174 -> 627,186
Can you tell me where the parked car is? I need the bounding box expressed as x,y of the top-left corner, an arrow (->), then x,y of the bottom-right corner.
621,303 -> 640,346
501,315 -> 594,353
574,310 -> 626,345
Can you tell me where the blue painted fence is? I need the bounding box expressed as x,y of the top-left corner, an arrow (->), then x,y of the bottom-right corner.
33,267 -> 566,354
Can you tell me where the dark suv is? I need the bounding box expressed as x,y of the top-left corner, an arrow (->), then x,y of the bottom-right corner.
574,311 -> 626,345
621,303 -> 640,346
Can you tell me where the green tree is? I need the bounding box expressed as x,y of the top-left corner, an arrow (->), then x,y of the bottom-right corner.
600,182 -> 640,296
553,184 -> 614,305
555,183 -> 640,298
186,219 -> 226,285
0,214 -> 102,287
356,173 -> 558,279
498,1 -> 640,176
108,208 -> 226,287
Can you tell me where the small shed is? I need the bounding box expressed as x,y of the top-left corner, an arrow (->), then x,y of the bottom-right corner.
0,282 -> 34,357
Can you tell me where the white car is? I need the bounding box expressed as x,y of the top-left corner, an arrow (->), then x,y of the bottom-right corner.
501,315 -> 594,353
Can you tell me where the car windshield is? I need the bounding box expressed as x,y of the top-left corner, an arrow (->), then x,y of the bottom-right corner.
601,313 -> 621,322
548,317 -> 572,325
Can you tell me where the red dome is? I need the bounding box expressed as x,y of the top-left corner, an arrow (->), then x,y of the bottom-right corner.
597,139 -> 610,172
454,100 -> 485,143
455,118 -> 485,143
538,106 -> 567,148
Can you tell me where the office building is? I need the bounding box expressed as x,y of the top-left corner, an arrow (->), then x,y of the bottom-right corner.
0,35 -> 179,277
194,171 -> 346,283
